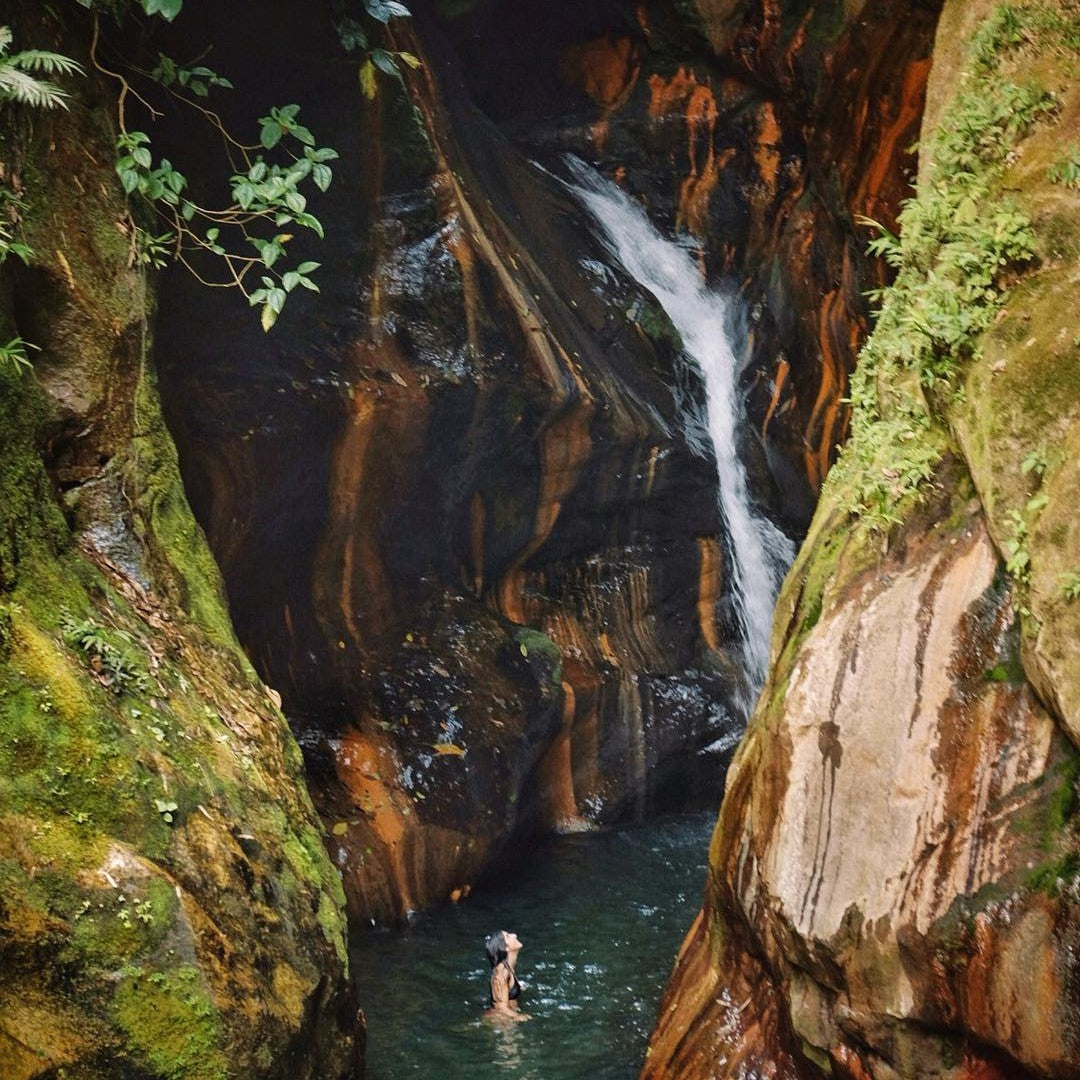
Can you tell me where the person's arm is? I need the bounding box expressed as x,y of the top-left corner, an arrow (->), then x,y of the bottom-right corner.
490,963 -> 513,1008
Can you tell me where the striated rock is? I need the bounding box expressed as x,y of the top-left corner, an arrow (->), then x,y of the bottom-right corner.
0,9 -> 357,1077
646,483 -> 1080,1077
460,0 -> 943,508
644,2 -> 1080,1076
154,0 -> 943,926
156,0 -> 739,925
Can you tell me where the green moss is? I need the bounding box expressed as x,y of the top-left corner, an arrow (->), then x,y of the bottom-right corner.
0,372 -> 68,591
318,891 -> 348,966
1027,851 -> 1080,895
631,298 -> 683,354
804,0 -> 848,45
129,365 -> 246,662
1045,747 -> 1080,841
113,966 -> 228,1080
277,818 -> 348,966
514,626 -> 563,688
985,657 -> 1025,683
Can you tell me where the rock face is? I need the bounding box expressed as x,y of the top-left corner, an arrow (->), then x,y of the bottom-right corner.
156,0 -> 742,925
643,2 -> 1080,1077
0,9 -> 357,1077
156,0 -> 936,926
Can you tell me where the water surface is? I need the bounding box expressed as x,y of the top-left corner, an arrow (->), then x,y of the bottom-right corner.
351,814 -> 713,1080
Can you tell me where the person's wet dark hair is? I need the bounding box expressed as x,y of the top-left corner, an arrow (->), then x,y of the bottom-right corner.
485,931 -> 507,967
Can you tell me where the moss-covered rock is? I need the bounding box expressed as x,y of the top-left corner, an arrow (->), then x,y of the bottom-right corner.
0,7 -> 357,1078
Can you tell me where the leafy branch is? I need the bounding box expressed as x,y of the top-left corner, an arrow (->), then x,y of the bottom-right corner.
7,1 -> 419,331
112,107 -> 338,331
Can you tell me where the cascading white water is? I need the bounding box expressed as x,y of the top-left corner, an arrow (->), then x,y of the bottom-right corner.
566,159 -> 795,697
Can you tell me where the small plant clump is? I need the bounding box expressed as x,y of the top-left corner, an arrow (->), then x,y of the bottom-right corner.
1048,145 -> 1080,188
1061,572 -> 1080,600
0,336 -> 37,376
60,613 -> 151,694
828,3 -> 1061,531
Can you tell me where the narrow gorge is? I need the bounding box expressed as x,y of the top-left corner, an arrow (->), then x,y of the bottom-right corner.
0,0 -> 1077,1078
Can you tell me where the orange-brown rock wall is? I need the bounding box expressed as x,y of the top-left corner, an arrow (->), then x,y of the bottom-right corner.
158,1 -> 742,925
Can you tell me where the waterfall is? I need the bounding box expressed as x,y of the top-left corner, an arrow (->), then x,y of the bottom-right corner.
565,159 -> 795,699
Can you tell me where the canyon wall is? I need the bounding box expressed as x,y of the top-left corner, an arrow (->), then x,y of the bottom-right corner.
643,2 -> 1080,1076
0,8 -> 358,1077
158,0 -> 937,925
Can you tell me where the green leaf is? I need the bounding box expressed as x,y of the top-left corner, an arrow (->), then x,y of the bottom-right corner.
142,0 -> 183,21
297,261 -> 321,274
312,163 -> 333,192
120,168 -> 139,194
284,191 -> 306,214
294,212 -> 325,239
133,146 -> 152,169
371,49 -> 398,76
259,241 -> 282,269
261,303 -> 278,332
398,52 -> 422,70
233,182 -> 256,210
249,160 -> 268,182
260,123 -> 283,150
365,0 -> 411,22
283,271 -> 300,292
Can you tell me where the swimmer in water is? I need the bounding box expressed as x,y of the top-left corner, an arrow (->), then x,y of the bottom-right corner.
485,930 -> 529,1022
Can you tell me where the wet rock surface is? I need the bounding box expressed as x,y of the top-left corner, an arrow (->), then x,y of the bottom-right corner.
155,0 -> 932,926
156,0 -> 754,925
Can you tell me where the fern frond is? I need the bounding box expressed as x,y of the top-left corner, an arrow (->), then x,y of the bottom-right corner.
0,28 -> 13,55
0,66 -> 70,109
9,50 -> 84,78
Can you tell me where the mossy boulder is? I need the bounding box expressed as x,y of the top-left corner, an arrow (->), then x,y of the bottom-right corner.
0,9 -> 357,1078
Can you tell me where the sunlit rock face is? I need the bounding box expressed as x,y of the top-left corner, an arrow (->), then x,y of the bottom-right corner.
642,0 -> 1080,1075
645,495 -> 1080,1079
